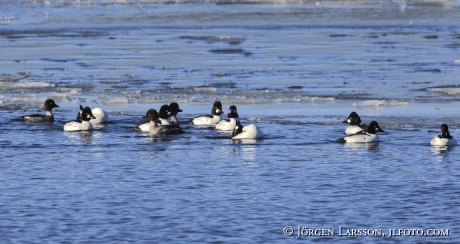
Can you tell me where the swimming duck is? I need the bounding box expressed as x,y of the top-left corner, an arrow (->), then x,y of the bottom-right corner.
189,101 -> 223,125
216,105 -> 239,131
343,111 -> 367,135
431,124 -> 458,146
76,105 -> 109,124
64,107 -> 96,131
342,121 -> 384,143
168,102 -> 183,127
143,109 -> 183,135
232,119 -> 264,139
19,99 -> 59,122
158,104 -> 171,125
136,104 -> 177,132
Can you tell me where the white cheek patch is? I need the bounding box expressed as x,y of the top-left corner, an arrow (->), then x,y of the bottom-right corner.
347,118 -> 351,123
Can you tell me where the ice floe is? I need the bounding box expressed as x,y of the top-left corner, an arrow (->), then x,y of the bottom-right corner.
102,97 -> 129,105
352,100 -> 386,107
352,100 -> 409,107
46,89 -> 80,98
193,87 -> 217,92
429,88 -> 460,95
247,117 -> 261,122
299,96 -> 335,102
385,101 -> 410,106
0,82 -> 55,88
1,96 -> 49,104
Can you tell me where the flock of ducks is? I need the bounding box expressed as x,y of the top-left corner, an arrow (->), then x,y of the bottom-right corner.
341,111 -> 457,146
18,99 -> 263,140
18,99 -> 458,145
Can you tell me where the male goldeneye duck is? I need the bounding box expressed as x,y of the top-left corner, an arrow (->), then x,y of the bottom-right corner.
143,109 -> 183,135
232,119 -> 264,139
431,124 -> 458,146
158,104 -> 171,125
64,107 -> 96,131
19,99 -> 59,122
189,101 -> 223,125
135,104 -> 173,132
342,121 -> 384,143
168,102 -> 183,127
216,105 -> 239,131
76,105 -> 109,124
343,111 -> 367,135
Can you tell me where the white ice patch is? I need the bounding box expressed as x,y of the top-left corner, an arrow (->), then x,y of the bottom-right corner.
102,97 -> 129,105
105,109 -> 139,115
352,100 -> 386,107
57,88 -> 81,93
136,99 -> 164,104
351,100 -> 409,107
193,87 -> 217,92
247,117 -> 261,122
454,60 -> 460,65
0,95 -> 51,104
46,89 -> 80,98
0,16 -> 17,21
219,98 -> 281,104
299,96 -> 335,102
11,97 -> 46,103
385,100 -> 410,106
0,82 -> 55,88
429,88 -> 460,95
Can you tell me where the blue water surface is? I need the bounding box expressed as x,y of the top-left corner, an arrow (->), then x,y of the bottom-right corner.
1,1 -> 460,243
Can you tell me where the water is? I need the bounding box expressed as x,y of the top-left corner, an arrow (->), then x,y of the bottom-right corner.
1,0 -> 460,242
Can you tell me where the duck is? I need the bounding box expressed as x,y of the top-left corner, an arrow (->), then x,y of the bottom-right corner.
216,105 -> 239,131
431,124 -> 458,146
342,121 -> 384,143
343,111 -> 367,135
189,101 -> 223,125
158,104 -> 171,125
168,102 -> 183,127
19,99 -> 59,122
135,104 -> 174,132
76,105 -> 109,124
232,119 -> 264,139
64,107 -> 96,131
143,109 -> 183,135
